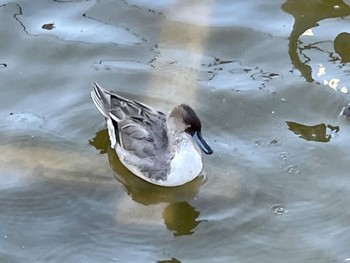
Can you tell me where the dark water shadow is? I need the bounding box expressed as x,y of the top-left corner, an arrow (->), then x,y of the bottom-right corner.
282,0 -> 350,82
286,121 -> 339,142
89,129 -> 203,236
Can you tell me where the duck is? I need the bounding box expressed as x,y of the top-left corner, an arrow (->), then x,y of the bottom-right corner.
342,103 -> 350,117
91,82 -> 213,187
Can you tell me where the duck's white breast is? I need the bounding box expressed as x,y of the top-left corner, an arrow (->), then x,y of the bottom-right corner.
165,134 -> 203,186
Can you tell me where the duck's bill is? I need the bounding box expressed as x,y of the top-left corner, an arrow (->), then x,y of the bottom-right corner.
193,131 -> 213,155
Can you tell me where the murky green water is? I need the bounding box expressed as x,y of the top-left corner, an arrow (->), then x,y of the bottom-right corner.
1,0 -> 350,262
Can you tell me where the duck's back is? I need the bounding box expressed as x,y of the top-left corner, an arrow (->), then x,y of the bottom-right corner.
108,94 -> 174,181
109,95 -> 165,149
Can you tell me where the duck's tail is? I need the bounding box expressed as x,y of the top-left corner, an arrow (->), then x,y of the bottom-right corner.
91,82 -> 111,118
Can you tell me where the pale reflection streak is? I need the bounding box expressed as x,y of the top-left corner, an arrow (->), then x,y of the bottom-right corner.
148,0 -> 213,106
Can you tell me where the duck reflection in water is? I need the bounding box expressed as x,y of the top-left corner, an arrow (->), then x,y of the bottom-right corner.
89,129 -> 203,236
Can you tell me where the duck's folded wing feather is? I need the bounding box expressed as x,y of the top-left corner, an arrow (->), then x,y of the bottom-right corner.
110,112 -> 168,158
96,85 -> 168,157
109,92 -> 166,120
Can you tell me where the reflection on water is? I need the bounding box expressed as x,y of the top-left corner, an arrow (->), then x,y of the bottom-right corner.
286,121 -> 339,142
334,32 -> 350,63
157,258 -> 181,263
282,0 -> 350,82
163,202 -> 201,237
89,129 -> 202,236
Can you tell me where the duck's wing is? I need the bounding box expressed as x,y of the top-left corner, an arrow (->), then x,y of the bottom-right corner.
109,96 -> 168,158
91,82 -> 168,157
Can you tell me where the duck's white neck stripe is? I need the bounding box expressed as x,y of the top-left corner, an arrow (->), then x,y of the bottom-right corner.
106,118 -> 117,148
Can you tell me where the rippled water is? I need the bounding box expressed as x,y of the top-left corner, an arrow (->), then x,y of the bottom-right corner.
2,0 -> 350,262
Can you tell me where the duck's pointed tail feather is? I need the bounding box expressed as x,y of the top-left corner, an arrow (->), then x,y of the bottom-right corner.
91,82 -> 110,118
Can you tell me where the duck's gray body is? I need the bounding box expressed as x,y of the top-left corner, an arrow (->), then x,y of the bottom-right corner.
91,82 -> 212,186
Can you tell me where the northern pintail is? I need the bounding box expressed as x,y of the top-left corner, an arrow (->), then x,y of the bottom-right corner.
91,83 -> 213,187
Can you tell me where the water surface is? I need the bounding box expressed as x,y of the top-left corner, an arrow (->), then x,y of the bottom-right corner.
1,0 -> 350,262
